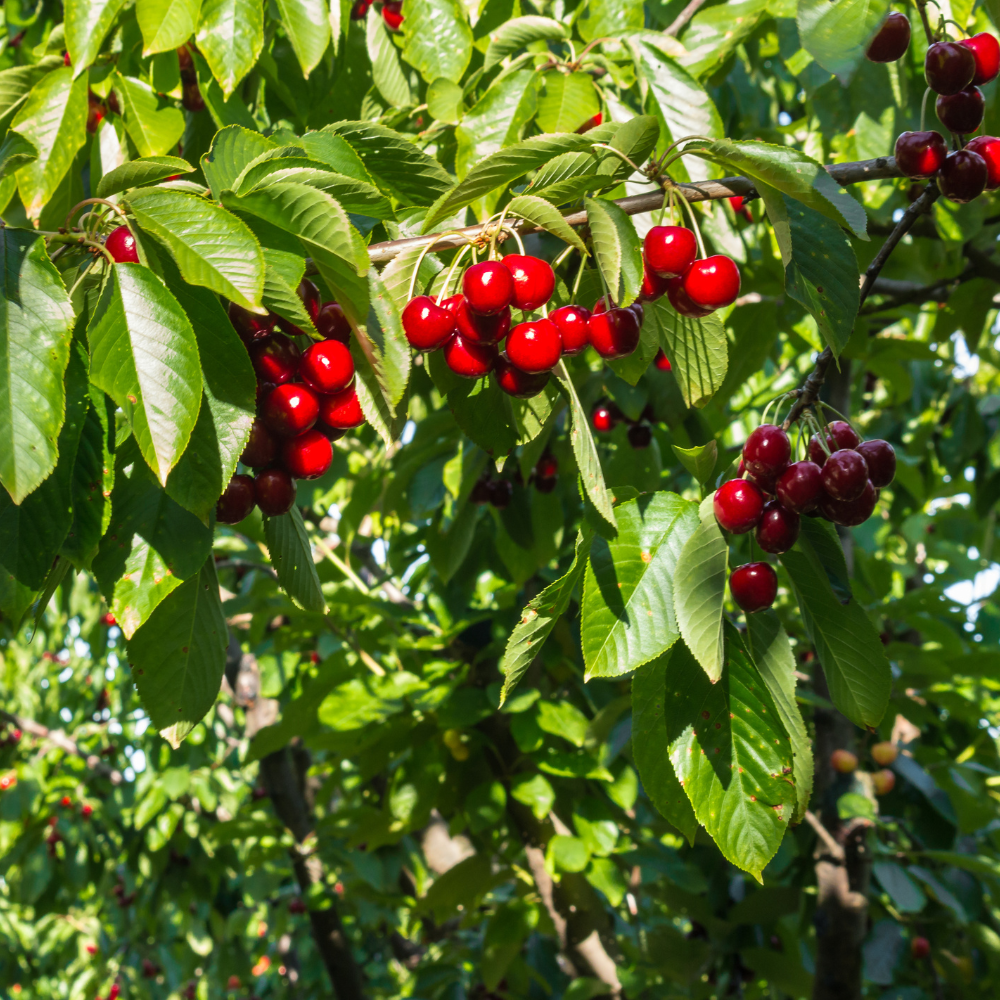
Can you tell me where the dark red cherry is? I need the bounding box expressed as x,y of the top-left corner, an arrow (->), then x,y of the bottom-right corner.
821,449 -> 869,502
939,148 -> 988,203
667,276 -> 713,317
638,263 -> 670,302
535,454 -> 558,479
893,130 -> 948,179
866,11 -> 911,62
350,0 -> 371,17
936,87 -> 984,134
713,478 -> 765,534
629,300 -> 644,326
855,439 -> 895,488
254,468 -> 296,517
576,112 -> 603,133
448,294 -> 511,345
488,478 -> 514,509
182,80 -> 205,112
502,254 -> 555,311
628,424 -> 652,449
589,304 -> 640,359
925,40 -> 976,95
462,261 -> 514,316
591,400 -> 621,433
643,226 -> 697,278
682,256 -> 740,311
283,429 -> 333,480
742,424 -> 791,482
315,301 -> 351,344
808,421 -> 859,465
534,475 -> 557,493
549,304 -> 591,356
228,302 -> 276,343
262,383 -> 319,437
964,135 -> 1000,188
820,480 -> 878,526
506,318 -> 562,373
729,562 -> 778,613
240,419 -> 277,468
382,0 -> 403,29
87,95 -> 105,134
250,335 -> 301,384
319,384 -> 365,429
216,474 -> 256,524
402,295 -> 455,351
755,500 -> 800,554
105,226 -> 139,263
470,477 -> 492,504
960,31 -> 1000,85
654,348 -> 671,371
299,339 -> 354,394
495,354 -> 550,398
775,461 -> 824,514
443,333 -> 498,378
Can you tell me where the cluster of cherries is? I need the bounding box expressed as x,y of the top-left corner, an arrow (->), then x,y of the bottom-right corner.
470,453 -> 560,507
351,0 -> 403,27
590,386 -> 669,450
831,740 -> 899,796
215,280 -> 367,525
713,419 -> 896,614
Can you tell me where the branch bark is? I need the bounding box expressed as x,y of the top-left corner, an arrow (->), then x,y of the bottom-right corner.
665,0 -> 709,36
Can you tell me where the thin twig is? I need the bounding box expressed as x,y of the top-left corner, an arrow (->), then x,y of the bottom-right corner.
805,809 -> 844,859
666,0 -> 709,36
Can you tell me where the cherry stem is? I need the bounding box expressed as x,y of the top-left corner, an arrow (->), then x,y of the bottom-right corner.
815,400 -> 856,429
436,243 -> 475,306
591,143 -> 644,177
672,185 -> 707,258
551,243 -> 577,269
64,197 -> 128,232
920,87 -> 932,132
570,252 -> 587,303
407,230 -> 474,303
913,0 -> 936,44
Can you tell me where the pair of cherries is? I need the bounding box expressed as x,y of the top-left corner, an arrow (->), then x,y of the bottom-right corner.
351,0 -> 402,26
895,129 -> 1000,202
641,226 -> 741,317
591,398 -> 655,449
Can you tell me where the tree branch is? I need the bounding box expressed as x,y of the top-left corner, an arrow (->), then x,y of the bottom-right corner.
665,0 -> 709,36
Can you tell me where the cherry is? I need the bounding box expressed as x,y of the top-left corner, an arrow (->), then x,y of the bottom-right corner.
936,87 -> 984,134
926,40 -> 976,95
589,303 -> 640,359
462,261 -> 514,316
755,500 -> 800,554
591,400 -> 622,432
447,294 -> 511,345
506,318 -> 562,373
629,300 -> 644,326
320,384 -> 366,429
667,276 -> 713,317
535,455 -> 558,479
820,449 -> 869,501
729,195 -> 752,222
254,468 -> 296,516
488,479 -> 513,508
535,475 -> 557,493
872,741 -> 898,766
628,424 -> 652,449
654,348 -> 672,371
182,80 -> 205,112
250,335 -> 301,384
316,301 -> 351,344
87,95 -> 105,134
549,304 -> 591,355
872,769 -> 895,795
240,419 -> 278,468
382,0 -> 403,30
855,439 -> 895,487
82,803 -> 93,818
938,148 -> 988,203
470,477 -> 492,504
911,937 -> 931,960
262,383 -> 319,437
893,130 -> 948,179
216,474 -> 256,524
643,226 -> 697,278
495,354 -> 550,398
682,256 -> 740,311
776,460 -> 824,513
576,112 -> 603,133
105,226 -> 139,264
865,11 -> 911,62
283,429 -> 333,479
502,254 -> 555,311
61,795 -> 72,807
276,279 -> 321,336
820,480 -> 877,526
808,420 -> 859,464
443,333 -> 498,378
228,302 -> 276,343
299,339 -> 355,394
351,0 -> 371,17
638,262 -> 671,302
960,31 -> 1000,85
402,295 -> 455,350
729,562 -> 778,613
713,478 -> 765,534
831,749 -> 858,773
742,424 -> 791,483
964,135 -> 1000,188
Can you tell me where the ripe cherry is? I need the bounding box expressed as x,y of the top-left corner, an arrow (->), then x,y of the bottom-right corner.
506,318 -> 562,373
820,449 -> 869,501
351,0 -> 371,17
382,0 -> 403,29
925,40 -> 976,95
871,741 -> 898,766
502,254 -> 555,311
82,804 -> 93,818
488,479 -> 514,508
742,424 -> 791,483
939,148 -> 988,203
755,500 -> 800,554
299,339 -> 354,394
262,383 -> 319,437
105,226 -> 139,264
866,11 -> 911,62
808,420 -> 859,464
831,749 -> 858,773
576,112 -> 603,133
667,275 -> 713,317
535,475 -> 557,493
682,256 -> 741,311
283,429 -> 333,479
240,420 -> 277,468
216,474 -> 256,524
911,937 -> 931,960
250,335 -> 301,384
87,95 -> 105,134
776,461 -> 824,513
549,304 -> 591,355
638,263 -> 671,302
535,454 -> 558,479
182,80 -> 205,112
402,295 -> 455,350
471,477 -> 492,504
855,439 -> 895,487
495,354 -> 550,398
820,480 -> 878,526
936,87 -> 984,134
320,384 -> 366,429
960,31 -> 1000,85
228,302 -> 276,343
964,135 -> 1000,188
713,478 -> 765,534
629,300 -> 644,326
628,424 -> 652,449
654,348 -> 672,371
462,261 -> 514,316
729,562 -> 778,613
872,769 -> 895,795
893,130 -> 948,178
255,468 -> 296,516
591,400 -> 621,433
443,333 -> 498,378
448,294 -> 511,345
643,226 -> 697,278
589,303 -> 640,359
316,301 -> 352,343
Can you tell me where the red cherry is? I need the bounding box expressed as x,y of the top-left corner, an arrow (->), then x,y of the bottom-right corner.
960,32 -> 1000,85
351,0 -> 371,17
262,384 -> 319,437
495,354 -> 550,398
926,40 -> 976,94
713,478 -> 765,534
643,226 -> 697,278
470,478 -> 492,504
589,303 -> 640,359
254,468 -> 296,516
506,318 -> 562,373
228,302 -> 276,343
447,294 -> 511,345
488,479 -> 513,508
855,440 -> 895,487
535,454 -> 558,478
893,131 -> 948,179
82,804 -> 93,818
755,500 -> 800,554
87,95 -> 105,134
315,301 -> 351,344
283,429 -> 333,479
819,480 -> 878,526
299,340 -> 355,394
443,333 -> 498,377
319,384 -> 366,429
654,348 -> 672,371
181,79 -> 205,111
535,475 -> 557,492
591,400 -> 621,433
102,613 -> 116,626
808,421 -> 859,465
250,335 -> 301,384
939,148 -> 988,203
964,135 -> 1000,188
775,461 -> 824,513
502,254 -> 555,311
742,424 -> 791,483
728,195 -> 752,222
729,562 -> 778,613
402,295 -> 455,351
241,420 -> 277,468
682,256 -> 741,311
629,300 -> 644,326
667,275 -> 713,317
911,936 -> 931,960
298,278 -> 321,321
105,226 -> 139,264
63,51 -> 71,66
821,449 -> 869,502
382,0 -> 403,29
61,795 -> 72,807
936,87 -> 984,135
549,304 -> 591,356
866,11 -> 911,62
216,474 -> 256,524
576,112 -> 603,133
638,262 -> 671,302
628,424 -> 652,449
462,261 -> 514,316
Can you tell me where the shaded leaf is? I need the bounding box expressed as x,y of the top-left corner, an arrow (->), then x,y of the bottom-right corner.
797,0 -> 890,84
646,297 -> 728,408
264,506 -> 326,612
536,72 -> 599,135
505,194 -> 587,253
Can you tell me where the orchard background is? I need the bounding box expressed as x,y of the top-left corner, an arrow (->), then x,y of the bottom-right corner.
2,0 -> 1000,997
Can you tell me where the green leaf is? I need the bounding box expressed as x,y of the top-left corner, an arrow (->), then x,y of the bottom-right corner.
0,230 -> 76,504
361,268 -> 410,407
237,163 -> 394,218
262,261 -> 317,336
797,0 -> 890,85
483,16 -> 568,71
581,492 -> 699,679
126,558 -> 227,748
510,773 -> 555,821
872,861 -> 927,914
196,0 -> 265,97
505,194 -> 588,253
401,0 -> 473,84
65,0 -> 127,73
137,0 -> 201,54
536,72 -> 600,135
585,196 -> 643,306
127,187 -> 265,311
87,263 -> 203,486
379,242 -> 443,313
673,497 -> 728,682
95,156 -> 195,198
367,9 -> 414,108
264,507 -> 326,613
678,0 -> 769,80
0,130 -> 37,181
274,0 -> 331,77
671,441 -> 718,484
115,75 -> 186,158
201,125 -> 276,200
426,78 -> 464,122
0,563 -> 37,628
578,0 -> 644,41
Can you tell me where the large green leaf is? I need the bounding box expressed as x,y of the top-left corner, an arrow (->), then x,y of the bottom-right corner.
536,72 -> 600,135
367,9 -> 414,108
585,196 -> 643,306
65,0 -> 128,73
505,194 -> 588,253
581,492 -> 699,679
196,0 -> 265,97
645,298 -> 728,409
401,0 -> 473,84
96,156 -> 195,198
201,125 -> 276,200
361,268 -> 410,408
275,0 -> 331,77
797,0 -> 891,84
115,75 -> 186,158
678,0 -> 768,79
87,263 -> 203,486
137,0 -> 201,54
578,0 -> 643,41
126,558 -> 227,748
483,16 -> 567,70
238,163 -> 394,218
264,507 -> 326,613
0,131 -> 38,182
